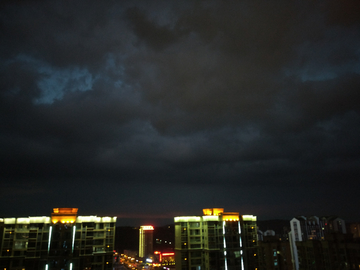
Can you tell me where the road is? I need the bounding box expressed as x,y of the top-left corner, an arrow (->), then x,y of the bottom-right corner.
113,263 -> 129,270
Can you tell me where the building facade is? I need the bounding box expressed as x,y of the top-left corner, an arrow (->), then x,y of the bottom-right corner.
0,208 -> 116,270
349,223 -> 360,239
291,233 -> 360,270
174,208 -> 258,270
258,234 -> 293,270
289,216 -> 347,270
139,225 -> 154,258
154,251 -> 175,268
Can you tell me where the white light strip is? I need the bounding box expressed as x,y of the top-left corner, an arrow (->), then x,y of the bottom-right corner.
241,257 -> 244,270
202,216 -> 220,221
17,218 -> 30,224
70,263 -> 73,270
4,218 -> 16,224
48,226 -> 52,252
45,264 -> 48,270
223,221 -> 228,270
72,226 -> 76,252
238,221 -> 242,248
223,221 -> 226,248
30,216 -> 51,223
242,215 -> 256,221
174,216 -> 201,222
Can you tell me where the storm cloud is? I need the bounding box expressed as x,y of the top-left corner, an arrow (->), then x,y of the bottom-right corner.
1,0 -> 359,224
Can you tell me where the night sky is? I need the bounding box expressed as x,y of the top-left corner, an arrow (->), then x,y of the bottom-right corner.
1,0 -> 360,226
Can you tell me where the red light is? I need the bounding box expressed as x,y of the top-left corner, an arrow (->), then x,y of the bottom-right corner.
162,252 -> 175,256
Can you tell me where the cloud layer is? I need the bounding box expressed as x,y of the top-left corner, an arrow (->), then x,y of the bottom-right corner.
1,0 -> 359,223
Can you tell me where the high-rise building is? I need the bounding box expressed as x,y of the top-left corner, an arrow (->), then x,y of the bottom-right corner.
139,225 -> 154,258
0,208 -> 116,270
349,223 -> 360,238
174,208 -> 258,270
289,216 -> 347,270
257,234 -> 293,270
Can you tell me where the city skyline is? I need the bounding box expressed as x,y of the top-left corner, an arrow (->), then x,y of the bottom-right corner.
1,0 -> 360,224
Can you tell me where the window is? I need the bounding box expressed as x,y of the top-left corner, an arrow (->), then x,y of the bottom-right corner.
191,251 -> 201,257
190,222 -> 200,228
29,233 -> 37,238
14,241 -> 28,249
190,230 -> 200,236
191,258 -> 202,264
16,233 -> 29,240
4,232 -> 13,239
190,237 -> 201,243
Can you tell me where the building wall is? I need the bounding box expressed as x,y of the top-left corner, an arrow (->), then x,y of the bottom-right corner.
258,236 -> 293,270
174,209 -> 258,270
288,216 -> 359,270
242,216 -> 259,270
349,223 -> 360,239
0,209 -> 116,270
139,226 -> 154,258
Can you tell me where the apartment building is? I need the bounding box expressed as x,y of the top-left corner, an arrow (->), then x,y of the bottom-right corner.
174,208 -> 258,270
0,208 -> 116,270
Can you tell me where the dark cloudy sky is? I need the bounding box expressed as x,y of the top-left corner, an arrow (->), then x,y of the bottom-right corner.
1,0 -> 360,226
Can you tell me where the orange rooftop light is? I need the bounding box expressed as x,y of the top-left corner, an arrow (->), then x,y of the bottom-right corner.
53,208 -> 78,214
51,208 -> 78,224
222,212 -> 240,221
203,208 -> 224,216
